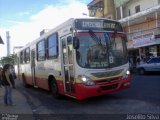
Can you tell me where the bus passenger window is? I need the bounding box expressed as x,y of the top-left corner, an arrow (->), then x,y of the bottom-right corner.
37,40 -> 45,61
47,33 -> 58,59
24,47 -> 30,63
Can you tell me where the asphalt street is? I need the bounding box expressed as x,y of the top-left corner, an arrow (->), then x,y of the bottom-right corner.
1,73 -> 159,120
18,73 -> 160,115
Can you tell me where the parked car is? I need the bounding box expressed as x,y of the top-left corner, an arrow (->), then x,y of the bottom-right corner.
137,57 -> 160,75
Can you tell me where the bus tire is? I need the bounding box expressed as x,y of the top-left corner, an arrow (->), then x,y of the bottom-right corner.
50,79 -> 61,99
22,74 -> 29,88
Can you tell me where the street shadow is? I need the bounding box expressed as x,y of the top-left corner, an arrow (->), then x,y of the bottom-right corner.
72,94 -> 123,105
145,71 -> 160,76
131,71 -> 160,76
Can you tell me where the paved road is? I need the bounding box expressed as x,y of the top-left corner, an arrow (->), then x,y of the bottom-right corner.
16,73 -> 160,119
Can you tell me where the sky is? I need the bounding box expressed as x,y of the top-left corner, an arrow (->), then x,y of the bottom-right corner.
0,0 -> 91,57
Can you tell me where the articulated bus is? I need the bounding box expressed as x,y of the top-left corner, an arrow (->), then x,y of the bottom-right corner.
14,17 -> 131,100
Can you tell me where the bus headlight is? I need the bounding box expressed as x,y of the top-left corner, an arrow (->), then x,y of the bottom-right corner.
78,75 -> 95,86
122,70 -> 130,80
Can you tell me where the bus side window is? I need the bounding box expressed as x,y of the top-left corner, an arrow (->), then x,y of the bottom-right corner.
24,47 -> 30,63
47,33 -> 58,59
37,39 -> 45,61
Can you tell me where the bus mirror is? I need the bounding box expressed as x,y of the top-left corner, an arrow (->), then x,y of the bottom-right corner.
73,37 -> 79,49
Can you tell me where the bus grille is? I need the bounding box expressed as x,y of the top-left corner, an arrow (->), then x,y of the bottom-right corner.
95,77 -> 120,84
101,84 -> 118,91
91,69 -> 123,78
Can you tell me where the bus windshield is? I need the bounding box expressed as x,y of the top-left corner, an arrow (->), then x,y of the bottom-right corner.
76,32 -> 128,69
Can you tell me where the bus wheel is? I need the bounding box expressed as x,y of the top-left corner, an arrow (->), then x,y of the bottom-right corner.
50,80 -> 61,99
22,74 -> 29,88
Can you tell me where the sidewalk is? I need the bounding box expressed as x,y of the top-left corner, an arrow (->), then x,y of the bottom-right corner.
0,82 -> 34,119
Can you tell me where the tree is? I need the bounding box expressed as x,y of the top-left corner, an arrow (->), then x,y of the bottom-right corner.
0,54 -> 15,65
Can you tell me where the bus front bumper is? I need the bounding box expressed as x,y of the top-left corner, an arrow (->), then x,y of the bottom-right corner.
75,76 -> 131,100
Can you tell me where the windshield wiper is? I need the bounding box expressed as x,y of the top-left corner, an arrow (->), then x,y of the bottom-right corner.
88,30 -> 102,46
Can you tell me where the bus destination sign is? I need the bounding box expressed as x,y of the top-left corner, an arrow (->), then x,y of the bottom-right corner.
75,19 -> 123,32
82,22 -> 115,29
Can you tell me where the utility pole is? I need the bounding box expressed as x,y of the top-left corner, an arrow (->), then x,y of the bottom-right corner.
6,31 -> 10,55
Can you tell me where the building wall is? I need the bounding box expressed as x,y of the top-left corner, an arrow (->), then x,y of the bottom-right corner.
88,0 -> 160,58
129,19 -> 156,34
104,0 -> 116,19
124,18 -> 158,50
116,0 -> 160,63
123,0 -> 159,17
88,0 -> 104,17
95,6 -> 104,18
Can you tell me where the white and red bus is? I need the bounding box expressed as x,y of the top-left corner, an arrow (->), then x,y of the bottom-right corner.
14,18 -> 131,100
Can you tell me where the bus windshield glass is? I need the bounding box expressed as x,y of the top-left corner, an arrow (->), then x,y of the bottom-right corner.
76,32 -> 128,69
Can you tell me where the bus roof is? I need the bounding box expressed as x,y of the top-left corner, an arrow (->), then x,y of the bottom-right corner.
15,17 -> 121,53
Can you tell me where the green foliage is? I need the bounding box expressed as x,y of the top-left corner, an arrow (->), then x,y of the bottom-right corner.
0,54 -> 15,65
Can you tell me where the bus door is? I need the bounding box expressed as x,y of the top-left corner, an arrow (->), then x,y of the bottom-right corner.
31,49 -> 37,87
17,56 -> 20,80
61,35 -> 75,95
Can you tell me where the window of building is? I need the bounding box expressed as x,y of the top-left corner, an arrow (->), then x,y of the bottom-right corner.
47,33 -> 58,59
149,46 -> 157,57
116,7 -> 121,20
24,47 -> 30,63
97,1 -> 104,13
37,40 -> 45,61
135,5 -> 140,13
90,9 -> 97,17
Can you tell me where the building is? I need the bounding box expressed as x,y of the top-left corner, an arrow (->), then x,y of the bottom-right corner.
88,0 -> 116,19
115,0 -> 160,65
88,0 -> 160,65
0,35 -> 4,44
